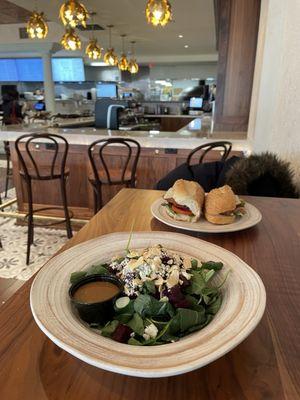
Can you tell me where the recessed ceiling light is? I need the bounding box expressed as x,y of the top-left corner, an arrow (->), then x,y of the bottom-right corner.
184,45 -> 189,48
178,34 -> 183,38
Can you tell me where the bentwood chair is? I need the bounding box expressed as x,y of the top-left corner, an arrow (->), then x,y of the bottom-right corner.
187,141 -> 232,177
15,133 -> 73,265
3,141 -> 12,198
88,138 -> 141,214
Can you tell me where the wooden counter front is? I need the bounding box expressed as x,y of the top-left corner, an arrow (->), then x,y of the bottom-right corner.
10,143 -> 242,220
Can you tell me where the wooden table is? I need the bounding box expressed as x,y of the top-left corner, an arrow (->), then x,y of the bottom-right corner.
0,189 -> 299,400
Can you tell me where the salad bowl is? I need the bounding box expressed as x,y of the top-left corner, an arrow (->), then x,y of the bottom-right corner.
30,231 -> 266,378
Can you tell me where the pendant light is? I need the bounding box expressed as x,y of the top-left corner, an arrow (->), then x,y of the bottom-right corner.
26,1 -> 48,39
128,42 -> 139,74
146,0 -> 172,27
61,27 -> 81,51
118,35 -> 129,71
104,25 -> 118,66
59,0 -> 89,28
85,12 -> 102,60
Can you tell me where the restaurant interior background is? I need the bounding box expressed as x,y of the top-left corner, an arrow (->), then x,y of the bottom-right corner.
0,1 -> 299,397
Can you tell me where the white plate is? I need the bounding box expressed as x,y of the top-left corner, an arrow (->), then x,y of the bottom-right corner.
30,231 -> 266,378
151,198 -> 262,233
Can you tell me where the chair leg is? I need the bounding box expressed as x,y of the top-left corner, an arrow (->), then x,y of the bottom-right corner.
5,154 -> 10,198
60,176 -> 73,239
26,179 -> 34,265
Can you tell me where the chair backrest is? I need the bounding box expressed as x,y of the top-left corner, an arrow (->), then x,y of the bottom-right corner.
88,138 -> 141,185
15,133 -> 69,180
187,141 -> 232,167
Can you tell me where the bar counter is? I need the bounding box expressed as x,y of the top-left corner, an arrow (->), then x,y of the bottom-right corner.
1,117 -> 249,220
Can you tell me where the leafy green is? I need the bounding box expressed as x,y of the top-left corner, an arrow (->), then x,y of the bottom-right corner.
201,261 -> 223,271
169,308 -> 206,334
207,295 -> 222,315
101,320 -> 119,337
86,264 -> 110,276
70,271 -> 87,285
142,280 -> 156,295
128,337 -> 143,346
186,270 -> 207,295
126,313 -> 144,335
134,294 -> 174,319
114,299 -> 135,323
191,258 -> 198,269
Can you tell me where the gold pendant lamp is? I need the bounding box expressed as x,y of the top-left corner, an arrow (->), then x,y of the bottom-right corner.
26,0 -> 48,40
59,0 -> 89,28
128,41 -> 139,74
118,35 -> 129,71
146,0 -> 172,27
104,25 -> 118,66
61,27 -> 81,51
86,39 -> 102,60
85,12 -> 102,60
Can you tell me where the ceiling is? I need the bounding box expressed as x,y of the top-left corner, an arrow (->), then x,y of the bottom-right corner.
0,0 -> 217,63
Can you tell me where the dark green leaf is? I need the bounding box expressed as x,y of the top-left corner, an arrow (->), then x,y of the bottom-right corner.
128,337 -> 143,346
86,264 -> 110,276
186,270 -> 206,295
126,313 -> 145,336
142,281 -> 156,295
191,259 -> 198,269
201,261 -> 223,271
170,308 -> 206,334
70,271 -> 87,285
134,294 -> 174,319
101,320 -> 119,337
207,295 -> 222,315
114,299 -> 135,324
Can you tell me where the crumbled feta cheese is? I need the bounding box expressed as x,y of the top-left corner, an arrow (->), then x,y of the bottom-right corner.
143,333 -> 150,341
167,269 -> 180,288
183,258 -> 192,270
144,323 -> 158,339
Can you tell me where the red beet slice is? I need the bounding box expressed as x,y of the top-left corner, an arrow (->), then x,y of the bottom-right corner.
111,324 -> 133,343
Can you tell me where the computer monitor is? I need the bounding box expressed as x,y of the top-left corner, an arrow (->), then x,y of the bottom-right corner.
96,83 -> 118,98
189,97 -> 203,109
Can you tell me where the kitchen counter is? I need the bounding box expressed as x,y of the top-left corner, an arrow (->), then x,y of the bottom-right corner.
4,117 -> 249,220
144,114 -> 202,118
1,117 -> 249,153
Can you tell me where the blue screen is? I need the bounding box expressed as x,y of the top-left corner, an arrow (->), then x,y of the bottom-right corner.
16,58 -> 44,82
52,58 -> 85,82
96,83 -> 117,98
0,59 -> 18,81
189,97 -> 203,109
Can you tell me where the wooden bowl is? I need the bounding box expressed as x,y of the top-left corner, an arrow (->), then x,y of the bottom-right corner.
30,231 -> 266,378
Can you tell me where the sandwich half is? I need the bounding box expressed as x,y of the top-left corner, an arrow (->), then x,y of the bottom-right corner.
204,185 -> 245,225
163,179 -> 205,222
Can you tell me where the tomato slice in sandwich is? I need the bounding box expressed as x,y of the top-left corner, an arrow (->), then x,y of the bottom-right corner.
171,204 -> 193,216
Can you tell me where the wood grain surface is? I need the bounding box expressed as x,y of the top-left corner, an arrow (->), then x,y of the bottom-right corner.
0,189 -> 299,399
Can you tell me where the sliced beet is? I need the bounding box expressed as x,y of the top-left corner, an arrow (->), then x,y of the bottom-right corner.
180,275 -> 191,288
165,285 -> 191,309
111,324 -> 132,343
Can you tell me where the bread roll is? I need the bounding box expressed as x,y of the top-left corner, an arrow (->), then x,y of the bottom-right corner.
164,179 -> 205,221
205,185 -> 237,225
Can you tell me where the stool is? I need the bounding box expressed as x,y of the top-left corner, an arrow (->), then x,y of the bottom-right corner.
3,141 -> 12,198
88,138 -> 141,214
15,133 -> 73,265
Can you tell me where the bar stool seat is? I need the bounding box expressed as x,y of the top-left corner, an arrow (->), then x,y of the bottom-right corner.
15,133 -> 73,265
20,167 -> 70,180
88,169 -> 133,185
